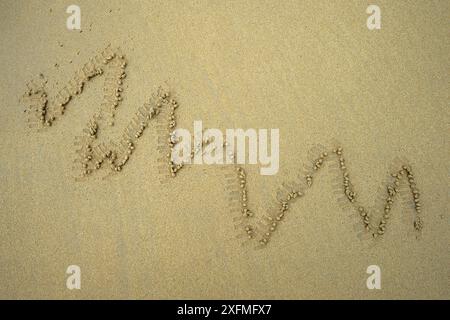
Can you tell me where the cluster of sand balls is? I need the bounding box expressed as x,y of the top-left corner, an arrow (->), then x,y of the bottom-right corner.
257,147 -> 330,246
165,95 -> 185,177
251,149 -> 325,246
355,164 -> 423,238
329,145 -> 423,239
75,88 -> 173,178
166,130 -> 216,178
257,190 -> 303,246
234,169 -> 292,246
24,45 -> 125,129
24,86 -> 53,127
235,167 -> 256,239
255,151 -> 331,246
236,167 -> 252,218
333,147 -> 357,203
403,165 -> 423,231
357,206 -> 371,231
162,93 -> 217,178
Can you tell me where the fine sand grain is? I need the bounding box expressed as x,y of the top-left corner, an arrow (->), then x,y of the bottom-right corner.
0,0 -> 448,299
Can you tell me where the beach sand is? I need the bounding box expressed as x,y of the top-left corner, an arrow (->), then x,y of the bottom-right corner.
0,0 -> 448,299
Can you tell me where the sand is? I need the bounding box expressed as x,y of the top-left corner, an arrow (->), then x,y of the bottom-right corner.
0,0 -> 449,299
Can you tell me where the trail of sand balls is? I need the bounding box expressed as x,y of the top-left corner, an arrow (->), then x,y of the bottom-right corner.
23,45 -> 176,180
22,45 -> 423,249
229,147 -> 423,249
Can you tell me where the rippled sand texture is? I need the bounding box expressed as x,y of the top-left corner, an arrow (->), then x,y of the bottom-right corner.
0,1 -> 448,299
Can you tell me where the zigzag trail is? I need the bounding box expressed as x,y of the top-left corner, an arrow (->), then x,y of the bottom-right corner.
22,45 -> 423,249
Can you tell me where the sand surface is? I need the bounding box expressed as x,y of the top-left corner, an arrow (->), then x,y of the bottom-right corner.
0,0 -> 448,299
